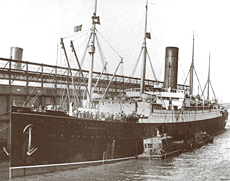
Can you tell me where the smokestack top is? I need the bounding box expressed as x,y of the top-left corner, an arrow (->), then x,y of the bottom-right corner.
10,47 -> 23,60
165,47 -> 179,57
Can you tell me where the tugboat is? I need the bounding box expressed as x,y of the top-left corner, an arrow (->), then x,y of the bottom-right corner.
140,130 -> 184,159
140,130 -> 213,159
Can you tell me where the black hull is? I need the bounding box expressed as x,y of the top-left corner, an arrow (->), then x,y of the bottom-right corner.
11,113 -> 143,165
10,111 -> 227,177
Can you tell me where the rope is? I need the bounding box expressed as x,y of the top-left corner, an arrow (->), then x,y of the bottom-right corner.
91,62 -> 107,95
96,30 -> 122,59
26,72 -> 58,107
62,93 -> 68,110
183,68 -> 190,85
95,34 -> 107,73
0,111 -> 10,116
194,68 -> 204,97
146,50 -> 158,83
0,124 -> 10,133
60,88 -> 66,107
24,86 -> 37,107
63,29 -> 89,40
210,82 -> 216,98
71,30 -> 90,42
51,87 -> 58,105
80,32 -> 92,66
26,60 -> 76,107
26,87 -> 46,107
131,47 -> 143,77
65,0 -> 90,37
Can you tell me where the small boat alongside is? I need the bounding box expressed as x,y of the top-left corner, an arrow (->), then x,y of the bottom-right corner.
184,132 -> 213,151
139,134 -> 184,159
139,131 -> 213,159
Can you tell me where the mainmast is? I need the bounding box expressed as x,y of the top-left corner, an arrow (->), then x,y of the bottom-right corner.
201,53 -> 216,101
140,0 -> 148,94
87,0 -> 98,108
189,31 -> 195,95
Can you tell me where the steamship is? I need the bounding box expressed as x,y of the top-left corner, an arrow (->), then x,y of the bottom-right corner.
7,0 -> 228,178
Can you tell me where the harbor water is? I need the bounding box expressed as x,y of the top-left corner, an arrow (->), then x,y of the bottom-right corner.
1,120 -> 230,181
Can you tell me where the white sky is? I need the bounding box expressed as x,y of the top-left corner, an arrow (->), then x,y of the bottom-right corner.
0,0 -> 230,102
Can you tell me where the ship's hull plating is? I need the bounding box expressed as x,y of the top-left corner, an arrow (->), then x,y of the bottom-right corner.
10,111 -> 227,177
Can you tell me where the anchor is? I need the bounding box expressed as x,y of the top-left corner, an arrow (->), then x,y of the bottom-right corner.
23,124 -> 37,156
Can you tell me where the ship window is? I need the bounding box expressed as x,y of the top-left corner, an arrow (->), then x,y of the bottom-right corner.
147,144 -> 153,148
145,144 -> 147,148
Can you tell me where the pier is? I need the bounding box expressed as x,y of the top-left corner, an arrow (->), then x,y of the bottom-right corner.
0,57 -> 189,106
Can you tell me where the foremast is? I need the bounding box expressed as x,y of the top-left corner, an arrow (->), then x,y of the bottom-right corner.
87,0 -> 98,108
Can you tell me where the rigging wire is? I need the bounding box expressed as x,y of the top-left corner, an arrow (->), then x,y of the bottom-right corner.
24,86 -> 37,106
130,13 -> 146,78
147,1 -> 163,80
65,0 -> 90,37
63,29 -> 89,40
131,48 -> 143,78
80,33 -> 93,66
26,65 -> 71,108
129,13 -> 145,76
95,34 -> 107,73
96,30 -> 122,59
51,85 -> 58,105
147,51 -> 158,82
179,62 -> 187,84
183,68 -> 190,85
194,68 -> 204,97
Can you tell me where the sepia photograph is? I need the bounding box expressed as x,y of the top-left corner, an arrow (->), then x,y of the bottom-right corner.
0,0 -> 230,180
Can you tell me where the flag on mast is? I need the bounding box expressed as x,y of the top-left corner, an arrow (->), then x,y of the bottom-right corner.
74,25 -> 82,32
146,32 -> 151,39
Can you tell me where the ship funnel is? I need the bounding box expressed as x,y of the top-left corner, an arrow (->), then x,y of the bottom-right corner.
163,47 -> 179,89
10,47 -> 23,69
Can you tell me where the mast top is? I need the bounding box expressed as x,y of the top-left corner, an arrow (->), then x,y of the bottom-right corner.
189,31 -> 198,95
86,0 -> 99,108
